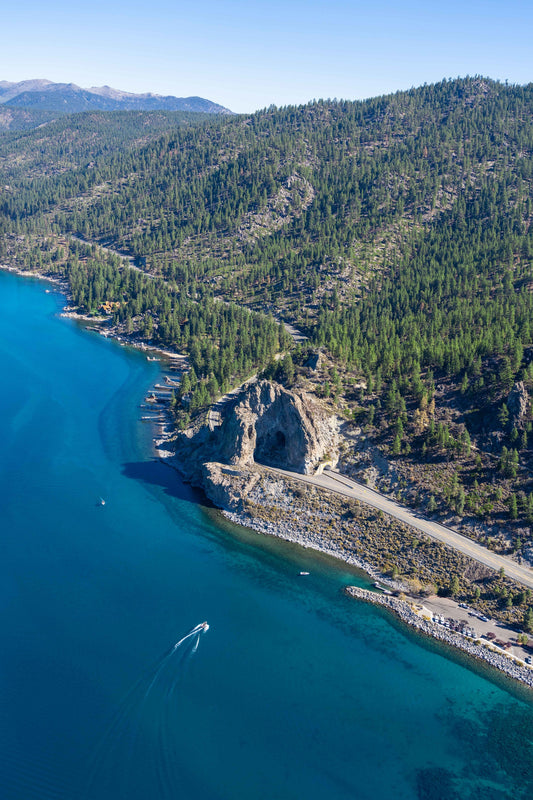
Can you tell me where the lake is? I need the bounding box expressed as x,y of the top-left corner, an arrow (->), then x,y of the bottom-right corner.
0,270 -> 532,799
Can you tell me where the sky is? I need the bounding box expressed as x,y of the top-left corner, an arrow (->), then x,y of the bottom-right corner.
2,0 -> 532,113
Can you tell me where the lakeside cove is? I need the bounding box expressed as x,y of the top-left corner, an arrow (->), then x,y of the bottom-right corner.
155,431 -> 533,688
7,265 -> 533,687
218,481 -> 533,690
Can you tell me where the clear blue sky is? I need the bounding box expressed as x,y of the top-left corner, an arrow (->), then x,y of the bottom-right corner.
2,0 -> 532,113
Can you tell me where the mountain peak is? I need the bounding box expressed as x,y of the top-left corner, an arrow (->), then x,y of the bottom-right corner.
0,79 -> 233,115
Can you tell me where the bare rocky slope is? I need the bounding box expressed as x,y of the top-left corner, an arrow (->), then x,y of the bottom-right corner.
171,380 -> 339,507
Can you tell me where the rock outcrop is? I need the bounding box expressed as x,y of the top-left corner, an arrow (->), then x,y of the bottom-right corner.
201,463 -> 261,511
507,381 -> 529,427
172,380 -> 339,506
218,381 -> 337,473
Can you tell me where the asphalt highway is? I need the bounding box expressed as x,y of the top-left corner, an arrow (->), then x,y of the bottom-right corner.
269,467 -> 533,590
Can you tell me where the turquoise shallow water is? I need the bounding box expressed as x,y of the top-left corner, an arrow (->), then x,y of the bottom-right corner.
0,270 -> 532,800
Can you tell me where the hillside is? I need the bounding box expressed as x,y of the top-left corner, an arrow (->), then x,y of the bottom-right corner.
0,110 -> 219,180
2,76 -> 533,584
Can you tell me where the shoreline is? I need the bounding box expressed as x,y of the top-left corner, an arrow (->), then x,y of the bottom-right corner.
155,429 -> 533,689
345,586 -> 533,690
0,263 -> 188,364
4,262 -> 533,691
221,507 -> 384,579
0,263 -> 71,294
219,505 -> 533,689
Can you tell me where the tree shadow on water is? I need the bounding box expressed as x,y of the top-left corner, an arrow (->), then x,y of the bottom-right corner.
122,459 -> 214,508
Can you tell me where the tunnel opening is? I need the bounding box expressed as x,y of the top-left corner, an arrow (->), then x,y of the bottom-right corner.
254,428 -> 288,468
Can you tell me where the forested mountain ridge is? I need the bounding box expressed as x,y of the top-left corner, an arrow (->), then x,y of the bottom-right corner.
2,76 -> 533,567
0,110 -> 218,180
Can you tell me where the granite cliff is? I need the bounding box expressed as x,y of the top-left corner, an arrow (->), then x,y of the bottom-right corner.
171,380 -> 339,509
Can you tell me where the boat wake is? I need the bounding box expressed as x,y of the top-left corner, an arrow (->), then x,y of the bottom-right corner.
172,621 -> 209,650
83,622 -> 209,800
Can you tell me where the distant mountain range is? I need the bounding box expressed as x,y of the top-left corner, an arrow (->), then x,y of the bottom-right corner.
0,79 -> 233,117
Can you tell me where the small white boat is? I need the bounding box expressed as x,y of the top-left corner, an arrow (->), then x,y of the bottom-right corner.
190,621 -> 210,633
299,571 -> 310,576
99,497 -> 106,506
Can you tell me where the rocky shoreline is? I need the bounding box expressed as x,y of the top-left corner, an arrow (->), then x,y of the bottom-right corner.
1,263 -> 188,364
223,503 -> 533,688
0,263 -> 71,295
345,586 -> 533,688
159,389 -> 533,690
222,505 -> 385,580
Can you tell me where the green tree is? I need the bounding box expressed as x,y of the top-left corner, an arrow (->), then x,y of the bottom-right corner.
392,434 -> 401,456
281,354 -> 295,386
450,575 -> 460,597
498,403 -> 509,429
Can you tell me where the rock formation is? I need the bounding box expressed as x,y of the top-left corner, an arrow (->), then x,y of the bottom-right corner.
507,381 -> 529,427
201,463 -> 261,511
218,381 -> 336,473
171,380 -> 339,507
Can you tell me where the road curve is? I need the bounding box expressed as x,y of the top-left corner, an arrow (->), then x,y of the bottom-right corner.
268,467 -> 533,590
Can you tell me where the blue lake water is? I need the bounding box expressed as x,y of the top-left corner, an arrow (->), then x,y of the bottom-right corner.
0,269 -> 532,800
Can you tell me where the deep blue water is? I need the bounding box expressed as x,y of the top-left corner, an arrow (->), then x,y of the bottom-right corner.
0,270 -> 532,800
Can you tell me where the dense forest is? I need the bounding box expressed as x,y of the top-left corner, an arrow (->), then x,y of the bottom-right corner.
2,76 -> 533,557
